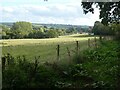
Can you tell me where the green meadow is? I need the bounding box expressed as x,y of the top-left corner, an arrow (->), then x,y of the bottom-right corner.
2,34 -> 97,63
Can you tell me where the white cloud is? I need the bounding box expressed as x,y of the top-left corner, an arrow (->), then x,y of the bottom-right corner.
0,2 -> 100,26
2,7 -> 14,13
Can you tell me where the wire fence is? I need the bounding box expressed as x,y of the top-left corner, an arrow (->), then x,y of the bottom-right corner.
2,36 -> 113,64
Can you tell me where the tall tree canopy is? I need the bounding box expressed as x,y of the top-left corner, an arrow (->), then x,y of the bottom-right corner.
81,1 -> 120,25
11,21 -> 33,38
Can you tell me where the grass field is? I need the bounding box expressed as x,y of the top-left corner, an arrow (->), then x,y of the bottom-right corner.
1,34 -> 97,63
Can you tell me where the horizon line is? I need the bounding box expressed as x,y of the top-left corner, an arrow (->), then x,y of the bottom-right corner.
0,21 -> 93,26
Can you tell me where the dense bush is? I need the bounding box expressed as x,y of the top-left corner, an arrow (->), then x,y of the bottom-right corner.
2,55 -> 61,88
2,40 -> 120,89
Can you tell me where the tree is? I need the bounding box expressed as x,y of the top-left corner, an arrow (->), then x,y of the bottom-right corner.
109,23 -> 120,38
46,30 -> 58,38
66,27 -> 77,34
92,21 -> 115,35
56,29 -> 65,36
0,25 -> 11,39
81,1 -> 120,25
92,21 -> 104,35
11,21 -> 33,38
28,29 -> 45,39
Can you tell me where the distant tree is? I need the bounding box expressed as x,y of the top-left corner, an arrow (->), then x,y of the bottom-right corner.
28,29 -> 45,39
57,29 -> 65,36
50,27 -> 54,30
39,27 -> 44,32
0,25 -> 11,39
46,30 -> 58,38
11,21 -> 33,38
66,27 -> 77,34
2,31 -> 6,39
44,26 -> 47,29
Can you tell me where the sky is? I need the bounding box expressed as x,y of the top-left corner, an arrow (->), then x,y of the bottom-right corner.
0,0 -> 101,26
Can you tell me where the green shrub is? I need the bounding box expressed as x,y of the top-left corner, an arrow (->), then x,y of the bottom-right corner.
2,40 -> 120,89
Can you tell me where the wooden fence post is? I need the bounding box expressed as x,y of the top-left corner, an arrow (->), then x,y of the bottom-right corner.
94,37 -> 97,48
88,39 -> 90,48
2,57 -> 6,71
76,41 -> 79,55
99,35 -> 102,41
7,53 -> 10,65
57,45 -> 60,61
66,47 -> 71,64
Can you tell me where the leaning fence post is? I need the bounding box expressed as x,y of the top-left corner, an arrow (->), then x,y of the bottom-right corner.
57,45 -> 60,61
88,39 -> 90,48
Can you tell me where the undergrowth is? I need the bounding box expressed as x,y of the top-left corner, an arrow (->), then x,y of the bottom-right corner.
2,40 -> 120,89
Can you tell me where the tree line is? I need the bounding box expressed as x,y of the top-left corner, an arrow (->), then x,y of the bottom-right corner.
1,21 -> 84,39
1,21 -> 120,39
